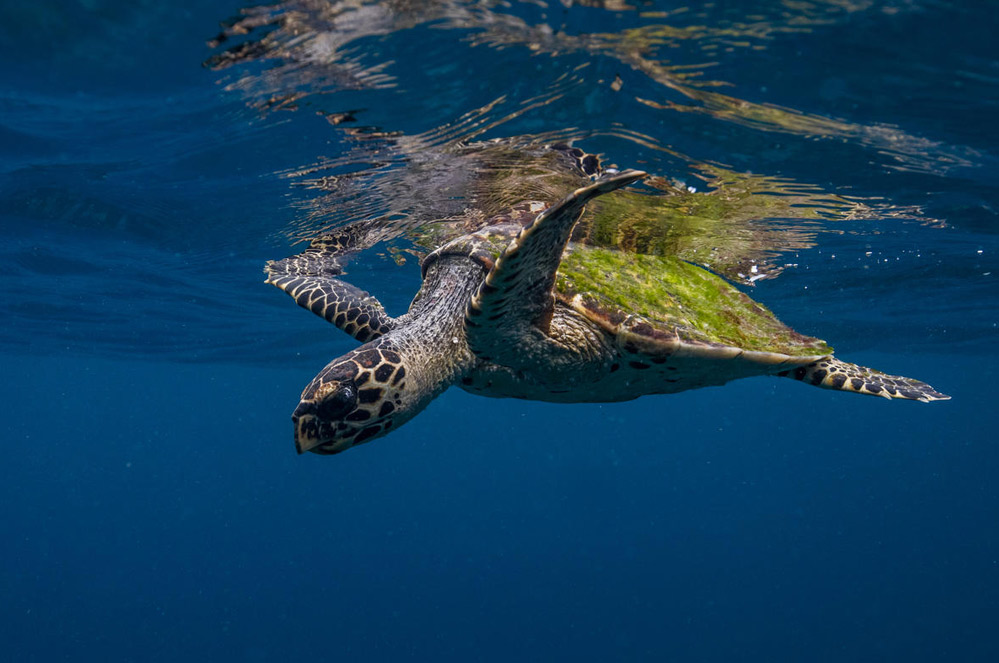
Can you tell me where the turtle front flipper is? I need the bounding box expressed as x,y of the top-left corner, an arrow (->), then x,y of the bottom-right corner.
265,231 -> 395,343
778,357 -> 950,402
465,169 -> 646,363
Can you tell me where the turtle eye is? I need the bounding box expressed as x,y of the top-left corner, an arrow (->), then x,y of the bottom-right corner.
316,382 -> 357,421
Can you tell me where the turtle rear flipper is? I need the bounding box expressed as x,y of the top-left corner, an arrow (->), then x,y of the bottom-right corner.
265,228 -> 395,343
778,357 -> 950,402
465,169 -> 646,364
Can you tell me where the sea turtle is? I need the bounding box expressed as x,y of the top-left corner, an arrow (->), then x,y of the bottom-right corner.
266,152 -> 948,455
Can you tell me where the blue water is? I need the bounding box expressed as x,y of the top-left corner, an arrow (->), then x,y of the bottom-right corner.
2,1 -> 997,660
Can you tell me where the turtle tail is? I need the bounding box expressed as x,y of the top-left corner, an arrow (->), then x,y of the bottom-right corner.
777,357 -> 950,402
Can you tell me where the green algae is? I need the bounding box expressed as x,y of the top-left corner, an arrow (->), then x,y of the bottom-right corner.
578,166 -> 861,283
556,246 -> 832,356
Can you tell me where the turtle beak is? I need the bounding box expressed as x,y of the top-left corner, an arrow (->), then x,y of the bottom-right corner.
292,402 -> 323,454
294,417 -> 322,454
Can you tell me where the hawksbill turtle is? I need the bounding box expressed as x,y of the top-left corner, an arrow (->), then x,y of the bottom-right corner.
266,147 -> 948,455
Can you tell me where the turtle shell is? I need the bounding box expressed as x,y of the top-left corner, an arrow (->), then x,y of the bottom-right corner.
555,244 -> 832,362
420,169 -> 833,363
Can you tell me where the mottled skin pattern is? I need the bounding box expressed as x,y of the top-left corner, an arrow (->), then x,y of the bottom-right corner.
266,223 -> 394,342
290,344 -> 407,450
287,257 -> 481,454
778,358 -> 943,400
267,148 -> 948,455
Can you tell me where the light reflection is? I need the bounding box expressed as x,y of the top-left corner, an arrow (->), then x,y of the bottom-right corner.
207,0 -> 957,284
207,0 -> 975,177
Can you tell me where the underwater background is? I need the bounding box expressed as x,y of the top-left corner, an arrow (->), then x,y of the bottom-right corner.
2,0 -> 997,660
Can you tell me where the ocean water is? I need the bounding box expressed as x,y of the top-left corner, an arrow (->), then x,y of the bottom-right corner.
2,0 -> 997,660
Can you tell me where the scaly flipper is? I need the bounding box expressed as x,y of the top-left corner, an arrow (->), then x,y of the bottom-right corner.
778,357 -> 949,402
265,225 -> 395,343
465,170 -> 646,358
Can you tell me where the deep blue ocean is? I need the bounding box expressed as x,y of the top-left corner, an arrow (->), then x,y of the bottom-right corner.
2,1 -> 998,660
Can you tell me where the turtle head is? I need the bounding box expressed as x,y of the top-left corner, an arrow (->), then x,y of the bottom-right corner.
291,344 -> 414,455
